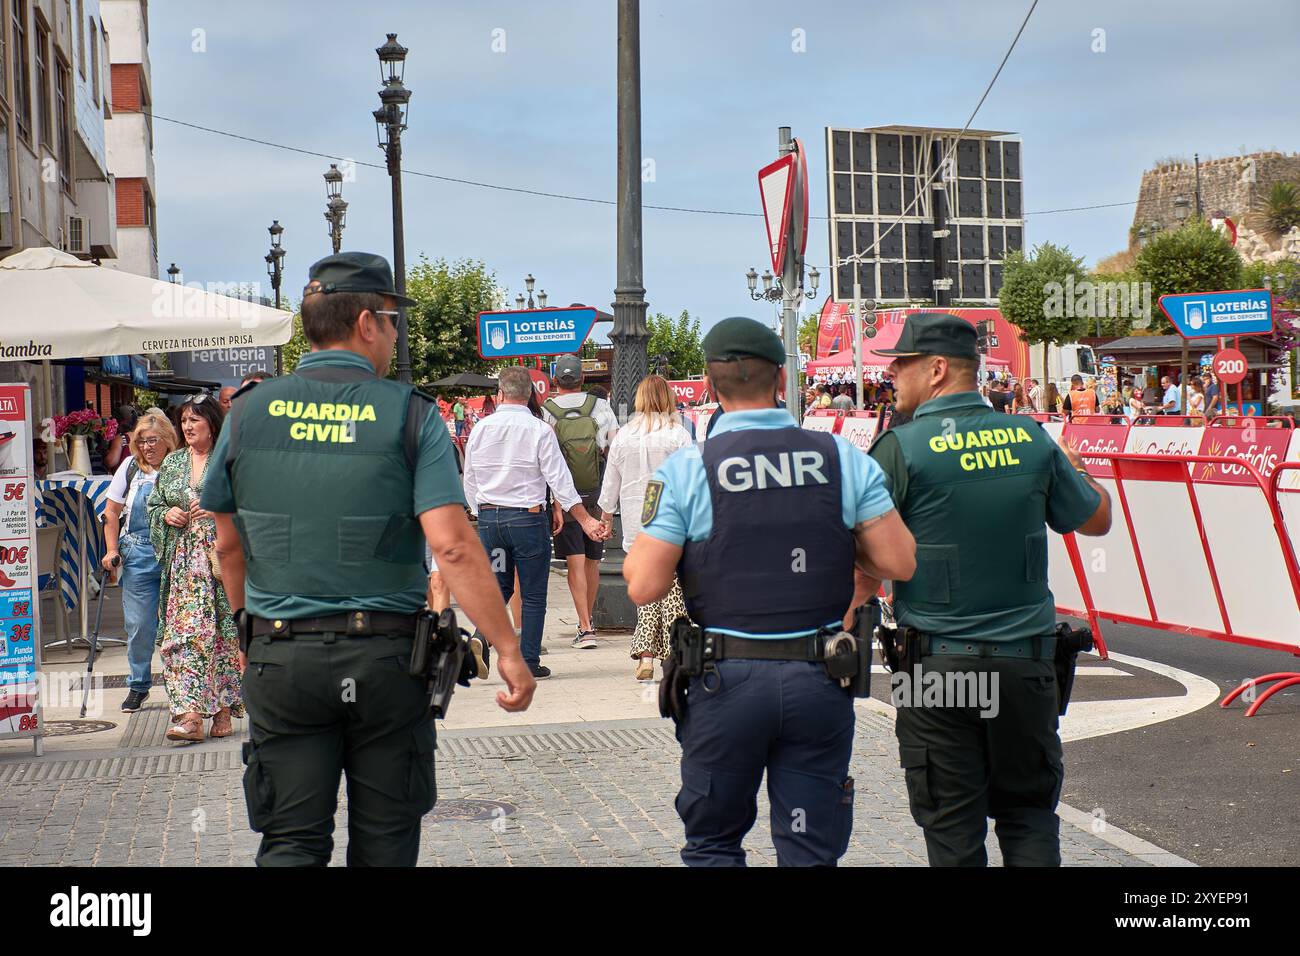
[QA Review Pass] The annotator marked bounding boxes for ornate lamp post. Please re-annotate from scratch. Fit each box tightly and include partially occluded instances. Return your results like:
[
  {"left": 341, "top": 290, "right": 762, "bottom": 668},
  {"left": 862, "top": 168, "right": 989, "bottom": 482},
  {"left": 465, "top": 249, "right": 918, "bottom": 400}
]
[
  {"left": 324, "top": 164, "right": 348, "bottom": 255},
  {"left": 609, "top": 0, "right": 649, "bottom": 425},
  {"left": 746, "top": 265, "right": 818, "bottom": 302},
  {"left": 513, "top": 275, "right": 547, "bottom": 309},
  {"left": 373, "top": 33, "right": 412, "bottom": 383},
  {"left": 595, "top": 0, "right": 650, "bottom": 630},
  {"left": 266, "top": 220, "right": 285, "bottom": 373}
]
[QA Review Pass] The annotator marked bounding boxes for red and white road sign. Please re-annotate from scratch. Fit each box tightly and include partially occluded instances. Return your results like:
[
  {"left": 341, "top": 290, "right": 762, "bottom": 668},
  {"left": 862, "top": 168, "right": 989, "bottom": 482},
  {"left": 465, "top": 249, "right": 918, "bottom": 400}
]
[
  {"left": 1213, "top": 348, "right": 1249, "bottom": 385},
  {"left": 792, "top": 138, "right": 809, "bottom": 262},
  {"left": 758, "top": 153, "right": 796, "bottom": 276},
  {"left": 527, "top": 367, "right": 551, "bottom": 401}
]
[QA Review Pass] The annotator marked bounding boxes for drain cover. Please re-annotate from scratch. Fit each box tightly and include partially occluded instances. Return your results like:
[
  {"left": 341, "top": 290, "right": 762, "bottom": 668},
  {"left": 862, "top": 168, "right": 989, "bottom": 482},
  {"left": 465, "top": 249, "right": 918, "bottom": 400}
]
[
  {"left": 42, "top": 719, "right": 117, "bottom": 737},
  {"left": 428, "top": 798, "right": 516, "bottom": 822}
]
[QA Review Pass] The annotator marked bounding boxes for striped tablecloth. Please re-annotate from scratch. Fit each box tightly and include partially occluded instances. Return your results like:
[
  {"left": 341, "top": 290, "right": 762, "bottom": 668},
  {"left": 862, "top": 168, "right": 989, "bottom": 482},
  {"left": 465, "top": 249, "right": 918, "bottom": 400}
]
[{"left": 35, "top": 475, "right": 114, "bottom": 610}]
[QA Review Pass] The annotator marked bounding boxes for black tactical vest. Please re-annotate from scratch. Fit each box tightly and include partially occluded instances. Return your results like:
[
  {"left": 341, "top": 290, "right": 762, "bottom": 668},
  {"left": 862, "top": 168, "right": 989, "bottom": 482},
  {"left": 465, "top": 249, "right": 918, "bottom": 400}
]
[{"left": 680, "top": 426, "right": 854, "bottom": 634}]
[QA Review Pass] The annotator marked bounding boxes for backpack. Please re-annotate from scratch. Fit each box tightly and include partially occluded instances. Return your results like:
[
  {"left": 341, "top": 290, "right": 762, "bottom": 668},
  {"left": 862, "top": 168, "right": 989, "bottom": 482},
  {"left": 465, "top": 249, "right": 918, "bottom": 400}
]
[{"left": 545, "top": 396, "right": 602, "bottom": 493}]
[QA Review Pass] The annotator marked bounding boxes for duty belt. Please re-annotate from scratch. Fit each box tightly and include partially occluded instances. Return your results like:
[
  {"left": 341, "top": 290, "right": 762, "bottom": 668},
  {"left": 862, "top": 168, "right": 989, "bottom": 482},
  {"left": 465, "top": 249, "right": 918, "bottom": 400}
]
[
  {"left": 250, "top": 610, "right": 421, "bottom": 639},
  {"left": 707, "top": 631, "right": 835, "bottom": 663},
  {"left": 920, "top": 633, "right": 1056, "bottom": 661}
]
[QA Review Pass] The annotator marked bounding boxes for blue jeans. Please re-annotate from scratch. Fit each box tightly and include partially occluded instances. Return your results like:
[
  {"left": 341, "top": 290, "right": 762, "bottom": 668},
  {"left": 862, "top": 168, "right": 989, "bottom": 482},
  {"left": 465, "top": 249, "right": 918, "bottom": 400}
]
[
  {"left": 119, "top": 531, "right": 161, "bottom": 693},
  {"left": 675, "top": 660, "right": 856, "bottom": 866},
  {"left": 475, "top": 509, "right": 550, "bottom": 667}
]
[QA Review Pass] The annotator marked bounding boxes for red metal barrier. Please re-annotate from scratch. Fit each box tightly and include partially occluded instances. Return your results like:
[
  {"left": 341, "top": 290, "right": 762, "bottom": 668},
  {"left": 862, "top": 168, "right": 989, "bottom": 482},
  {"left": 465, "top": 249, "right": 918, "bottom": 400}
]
[{"left": 1064, "top": 451, "right": 1300, "bottom": 716}]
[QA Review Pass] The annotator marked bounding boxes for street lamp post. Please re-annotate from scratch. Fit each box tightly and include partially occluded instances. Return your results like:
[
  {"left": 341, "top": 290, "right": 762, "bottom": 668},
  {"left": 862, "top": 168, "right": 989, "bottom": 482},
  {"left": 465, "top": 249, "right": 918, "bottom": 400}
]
[
  {"left": 747, "top": 265, "right": 818, "bottom": 304},
  {"left": 595, "top": 0, "right": 650, "bottom": 631},
  {"left": 514, "top": 276, "right": 547, "bottom": 310},
  {"left": 746, "top": 263, "right": 818, "bottom": 415},
  {"left": 324, "top": 164, "right": 348, "bottom": 255},
  {"left": 609, "top": 0, "right": 649, "bottom": 425},
  {"left": 374, "top": 33, "right": 412, "bottom": 383},
  {"left": 266, "top": 220, "right": 285, "bottom": 374}
]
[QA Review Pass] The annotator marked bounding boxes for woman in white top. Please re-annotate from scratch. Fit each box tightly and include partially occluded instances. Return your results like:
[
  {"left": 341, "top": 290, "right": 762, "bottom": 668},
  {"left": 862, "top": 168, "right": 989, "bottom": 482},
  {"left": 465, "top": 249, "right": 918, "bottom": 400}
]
[
  {"left": 597, "top": 375, "right": 693, "bottom": 681},
  {"left": 101, "top": 410, "right": 179, "bottom": 714}
]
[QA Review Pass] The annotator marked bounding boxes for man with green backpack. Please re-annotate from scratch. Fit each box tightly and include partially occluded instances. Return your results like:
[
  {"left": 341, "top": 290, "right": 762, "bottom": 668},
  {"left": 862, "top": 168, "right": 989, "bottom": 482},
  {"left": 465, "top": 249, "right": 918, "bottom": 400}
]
[{"left": 543, "top": 355, "right": 619, "bottom": 648}]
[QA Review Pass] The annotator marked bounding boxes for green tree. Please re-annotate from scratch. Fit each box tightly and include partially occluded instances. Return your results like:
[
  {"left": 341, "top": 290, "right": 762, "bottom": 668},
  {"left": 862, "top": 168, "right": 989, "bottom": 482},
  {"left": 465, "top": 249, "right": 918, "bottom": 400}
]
[
  {"left": 406, "top": 256, "right": 503, "bottom": 385},
  {"left": 998, "top": 243, "right": 1090, "bottom": 377},
  {"left": 647, "top": 309, "right": 704, "bottom": 377},
  {"left": 799, "top": 311, "right": 821, "bottom": 356},
  {"left": 1136, "top": 221, "right": 1243, "bottom": 333}
]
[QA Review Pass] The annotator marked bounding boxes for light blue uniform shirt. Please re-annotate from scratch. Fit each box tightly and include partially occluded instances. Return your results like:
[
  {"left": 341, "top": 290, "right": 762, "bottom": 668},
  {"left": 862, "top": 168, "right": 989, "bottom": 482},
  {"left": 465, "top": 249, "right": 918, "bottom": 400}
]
[{"left": 640, "top": 408, "right": 896, "bottom": 639}]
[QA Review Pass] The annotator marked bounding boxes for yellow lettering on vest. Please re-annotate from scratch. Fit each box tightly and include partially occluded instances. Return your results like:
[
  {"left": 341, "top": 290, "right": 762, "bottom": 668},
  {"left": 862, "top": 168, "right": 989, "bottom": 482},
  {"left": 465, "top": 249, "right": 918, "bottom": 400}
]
[
  {"left": 268, "top": 399, "right": 286, "bottom": 416},
  {"left": 978, "top": 429, "right": 994, "bottom": 448},
  {"left": 319, "top": 403, "right": 336, "bottom": 421},
  {"left": 929, "top": 436, "right": 947, "bottom": 453},
  {"left": 980, "top": 450, "right": 997, "bottom": 468},
  {"left": 1015, "top": 427, "right": 1033, "bottom": 443},
  {"left": 992, "top": 428, "right": 1009, "bottom": 444},
  {"left": 359, "top": 404, "right": 377, "bottom": 422},
  {"left": 289, "top": 421, "right": 307, "bottom": 440},
  {"left": 946, "top": 434, "right": 963, "bottom": 451},
  {"left": 302, "top": 403, "right": 319, "bottom": 420},
  {"left": 960, "top": 452, "right": 976, "bottom": 470},
  {"left": 1005, "top": 449, "right": 1021, "bottom": 465},
  {"left": 286, "top": 401, "right": 304, "bottom": 418}
]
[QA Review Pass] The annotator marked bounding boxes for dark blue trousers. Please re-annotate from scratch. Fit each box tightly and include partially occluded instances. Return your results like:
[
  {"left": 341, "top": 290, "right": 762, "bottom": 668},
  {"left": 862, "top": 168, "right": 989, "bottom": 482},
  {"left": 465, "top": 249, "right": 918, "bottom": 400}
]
[{"left": 675, "top": 659, "right": 856, "bottom": 866}]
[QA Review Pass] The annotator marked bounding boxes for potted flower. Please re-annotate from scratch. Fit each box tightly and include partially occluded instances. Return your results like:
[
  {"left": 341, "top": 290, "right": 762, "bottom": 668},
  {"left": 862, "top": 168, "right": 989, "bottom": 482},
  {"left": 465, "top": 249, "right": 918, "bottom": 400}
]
[{"left": 47, "top": 410, "right": 118, "bottom": 477}]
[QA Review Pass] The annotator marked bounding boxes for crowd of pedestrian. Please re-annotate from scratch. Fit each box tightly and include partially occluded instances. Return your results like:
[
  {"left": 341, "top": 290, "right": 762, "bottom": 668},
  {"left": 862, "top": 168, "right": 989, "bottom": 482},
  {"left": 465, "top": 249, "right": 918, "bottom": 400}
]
[{"left": 101, "top": 370, "right": 268, "bottom": 740}]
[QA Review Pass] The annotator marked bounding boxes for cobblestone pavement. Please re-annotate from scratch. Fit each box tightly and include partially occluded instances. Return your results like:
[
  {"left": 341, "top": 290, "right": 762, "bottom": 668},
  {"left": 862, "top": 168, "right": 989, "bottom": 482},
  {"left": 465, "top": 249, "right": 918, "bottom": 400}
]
[{"left": 0, "top": 708, "right": 1177, "bottom": 866}]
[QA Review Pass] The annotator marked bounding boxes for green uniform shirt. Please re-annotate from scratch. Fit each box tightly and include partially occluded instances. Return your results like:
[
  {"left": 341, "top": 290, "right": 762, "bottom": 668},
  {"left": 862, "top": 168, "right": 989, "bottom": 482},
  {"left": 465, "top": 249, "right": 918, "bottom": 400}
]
[
  {"left": 203, "top": 349, "right": 465, "bottom": 618},
  {"left": 869, "top": 391, "right": 1100, "bottom": 641}
]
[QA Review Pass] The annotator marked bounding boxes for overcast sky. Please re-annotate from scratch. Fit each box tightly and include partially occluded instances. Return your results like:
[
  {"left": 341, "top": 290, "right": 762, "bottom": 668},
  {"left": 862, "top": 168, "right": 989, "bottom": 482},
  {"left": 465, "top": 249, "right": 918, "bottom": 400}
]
[{"left": 151, "top": 0, "right": 1300, "bottom": 340}]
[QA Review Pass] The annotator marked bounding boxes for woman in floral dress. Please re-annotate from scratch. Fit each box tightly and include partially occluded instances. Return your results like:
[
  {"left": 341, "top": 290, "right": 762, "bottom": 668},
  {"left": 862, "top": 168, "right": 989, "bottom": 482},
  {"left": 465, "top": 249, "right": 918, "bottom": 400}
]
[{"left": 147, "top": 394, "right": 243, "bottom": 741}]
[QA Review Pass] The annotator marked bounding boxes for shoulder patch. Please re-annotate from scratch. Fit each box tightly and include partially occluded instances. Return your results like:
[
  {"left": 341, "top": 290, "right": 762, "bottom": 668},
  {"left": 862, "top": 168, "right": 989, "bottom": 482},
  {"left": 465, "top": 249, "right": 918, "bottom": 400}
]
[{"left": 641, "top": 479, "right": 665, "bottom": 526}]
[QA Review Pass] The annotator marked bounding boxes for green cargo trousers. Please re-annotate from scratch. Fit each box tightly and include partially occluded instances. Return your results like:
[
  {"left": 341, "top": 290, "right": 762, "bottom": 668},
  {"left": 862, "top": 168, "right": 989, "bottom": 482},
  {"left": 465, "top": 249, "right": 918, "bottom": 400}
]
[
  {"left": 241, "top": 631, "right": 436, "bottom": 867},
  {"left": 894, "top": 653, "right": 1064, "bottom": 867}
]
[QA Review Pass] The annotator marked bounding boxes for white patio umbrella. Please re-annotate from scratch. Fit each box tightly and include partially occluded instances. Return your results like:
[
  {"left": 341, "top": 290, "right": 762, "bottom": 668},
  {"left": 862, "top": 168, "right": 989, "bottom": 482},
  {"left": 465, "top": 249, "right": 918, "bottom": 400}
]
[{"left": 0, "top": 246, "right": 292, "bottom": 359}]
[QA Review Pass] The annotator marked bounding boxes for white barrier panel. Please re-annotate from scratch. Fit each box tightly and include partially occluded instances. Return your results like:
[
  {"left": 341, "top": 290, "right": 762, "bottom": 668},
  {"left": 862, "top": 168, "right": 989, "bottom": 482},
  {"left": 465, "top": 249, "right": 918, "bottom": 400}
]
[
  {"left": 1279, "top": 431, "right": 1300, "bottom": 491},
  {"left": 1195, "top": 481, "right": 1300, "bottom": 649},
  {"left": 803, "top": 415, "right": 837, "bottom": 433},
  {"left": 1108, "top": 464, "right": 1223, "bottom": 632},
  {"left": 1040, "top": 421, "right": 1064, "bottom": 444},
  {"left": 1066, "top": 477, "right": 1151, "bottom": 622},
  {"left": 1048, "top": 454, "right": 1300, "bottom": 655},
  {"left": 837, "top": 415, "right": 880, "bottom": 452},
  {"left": 1046, "top": 532, "right": 1085, "bottom": 613}
]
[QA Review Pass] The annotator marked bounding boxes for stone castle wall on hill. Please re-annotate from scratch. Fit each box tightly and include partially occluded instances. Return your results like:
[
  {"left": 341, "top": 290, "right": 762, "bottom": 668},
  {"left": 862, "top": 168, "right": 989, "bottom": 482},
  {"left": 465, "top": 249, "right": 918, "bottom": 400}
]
[{"left": 1131, "top": 152, "right": 1300, "bottom": 243}]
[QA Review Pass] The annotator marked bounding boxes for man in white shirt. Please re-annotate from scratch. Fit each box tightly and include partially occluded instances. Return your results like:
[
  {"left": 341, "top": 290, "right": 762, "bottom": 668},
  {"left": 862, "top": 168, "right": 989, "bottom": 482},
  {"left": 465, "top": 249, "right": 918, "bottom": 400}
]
[
  {"left": 464, "top": 366, "right": 607, "bottom": 679},
  {"left": 542, "top": 355, "right": 619, "bottom": 649},
  {"left": 1026, "top": 378, "right": 1042, "bottom": 412}
]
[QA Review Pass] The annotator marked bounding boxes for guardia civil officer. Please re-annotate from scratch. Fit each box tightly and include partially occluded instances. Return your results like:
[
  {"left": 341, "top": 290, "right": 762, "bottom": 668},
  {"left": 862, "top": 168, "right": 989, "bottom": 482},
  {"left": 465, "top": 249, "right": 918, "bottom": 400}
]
[
  {"left": 866, "top": 313, "right": 1112, "bottom": 866},
  {"left": 203, "top": 252, "right": 536, "bottom": 867},
  {"left": 624, "top": 317, "right": 916, "bottom": 866}
]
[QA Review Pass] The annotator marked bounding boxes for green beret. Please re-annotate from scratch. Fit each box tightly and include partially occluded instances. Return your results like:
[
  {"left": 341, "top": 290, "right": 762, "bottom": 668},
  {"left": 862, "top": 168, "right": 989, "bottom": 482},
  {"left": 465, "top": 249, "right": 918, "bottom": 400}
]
[{"left": 703, "top": 316, "right": 786, "bottom": 366}]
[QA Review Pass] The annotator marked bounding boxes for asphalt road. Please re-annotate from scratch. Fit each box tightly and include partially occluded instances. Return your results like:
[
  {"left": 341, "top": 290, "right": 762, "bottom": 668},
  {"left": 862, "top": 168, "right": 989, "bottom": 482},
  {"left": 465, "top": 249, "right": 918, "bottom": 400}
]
[{"left": 1061, "top": 617, "right": 1300, "bottom": 867}]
